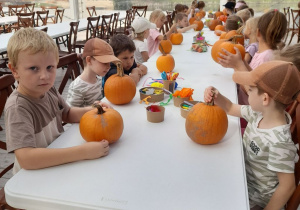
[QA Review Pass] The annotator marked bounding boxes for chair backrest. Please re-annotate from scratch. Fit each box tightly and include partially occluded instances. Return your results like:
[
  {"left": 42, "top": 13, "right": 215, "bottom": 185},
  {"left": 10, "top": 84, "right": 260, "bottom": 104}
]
[
  {"left": 67, "top": 21, "right": 79, "bottom": 54},
  {"left": 283, "top": 7, "right": 291, "bottom": 26},
  {"left": 111, "top": 12, "right": 120, "bottom": 36},
  {"left": 159, "top": 17, "right": 170, "bottom": 34},
  {"left": 0, "top": 6, "right": 4, "bottom": 17},
  {"left": 86, "top": 16, "right": 100, "bottom": 40},
  {"left": 166, "top": 13, "right": 173, "bottom": 28},
  {"left": 40, "top": 27, "right": 48, "bottom": 33},
  {"left": 8, "top": 5, "right": 25, "bottom": 16},
  {"left": 55, "top": 8, "right": 65, "bottom": 23},
  {"left": 36, "top": 10, "right": 49, "bottom": 26},
  {"left": 41, "top": 6, "right": 57, "bottom": 24},
  {"left": 290, "top": 9, "right": 300, "bottom": 31},
  {"left": 57, "top": 53, "right": 81, "bottom": 94},
  {"left": 17, "top": 12, "right": 35, "bottom": 29},
  {"left": 98, "top": 14, "right": 113, "bottom": 42},
  {"left": 86, "top": 6, "right": 97, "bottom": 17},
  {"left": 124, "top": 9, "right": 133, "bottom": 33},
  {"left": 132, "top": 5, "right": 147, "bottom": 18},
  {"left": 25, "top": 3, "right": 35, "bottom": 13}
]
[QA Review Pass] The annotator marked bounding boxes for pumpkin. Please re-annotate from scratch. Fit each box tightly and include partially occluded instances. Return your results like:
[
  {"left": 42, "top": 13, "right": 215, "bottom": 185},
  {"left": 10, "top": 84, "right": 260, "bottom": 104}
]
[
  {"left": 219, "top": 32, "right": 227, "bottom": 39},
  {"left": 218, "top": 15, "right": 227, "bottom": 22},
  {"left": 159, "top": 35, "right": 172, "bottom": 54},
  {"left": 198, "top": 10, "right": 206, "bottom": 18},
  {"left": 170, "top": 32, "right": 183, "bottom": 45},
  {"left": 215, "top": 37, "right": 246, "bottom": 62},
  {"left": 189, "top": 16, "right": 196, "bottom": 25},
  {"left": 214, "top": 25, "right": 225, "bottom": 36},
  {"left": 156, "top": 43, "right": 175, "bottom": 73},
  {"left": 225, "top": 30, "right": 244, "bottom": 45},
  {"left": 185, "top": 98, "right": 228, "bottom": 145},
  {"left": 222, "top": 8, "right": 228, "bottom": 16},
  {"left": 214, "top": 11, "right": 223, "bottom": 18},
  {"left": 207, "top": 19, "right": 222, "bottom": 31},
  {"left": 104, "top": 63, "right": 136, "bottom": 105},
  {"left": 80, "top": 104, "right": 124, "bottom": 144},
  {"left": 193, "top": 20, "right": 204, "bottom": 31},
  {"left": 211, "top": 39, "right": 226, "bottom": 62}
]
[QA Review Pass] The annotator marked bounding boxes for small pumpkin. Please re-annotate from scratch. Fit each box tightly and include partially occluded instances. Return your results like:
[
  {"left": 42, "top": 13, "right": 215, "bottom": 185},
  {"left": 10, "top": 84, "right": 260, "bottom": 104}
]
[
  {"left": 156, "top": 43, "right": 175, "bottom": 73},
  {"left": 214, "top": 11, "right": 223, "bottom": 18},
  {"left": 211, "top": 39, "right": 226, "bottom": 62},
  {"left": 185, "top": 97, "right": 228, "bottom": 145},
  {"left": 193, "top": 20, "right": 204, "bottom": 31},
  {"left": 189, "top": 16, "right": 196, "bottom": 25},
  {"left": 159, "top": 35, "right": 172, "bottom": 54},
  {"left": 170, "top": 32, "right": 183, "bottom": 45},
  {"left": 219, "top": 31, "right": 227, "bottom": 39},
  {"left": 218, "top": 15, "right": 227, "bottom": 23},
  {"left": 208, "top": 19, "right": 222, "bottom": 31},
  {"left": 104, "top": 63, "right": 136, "bottom": 105},
  {"left": 216, "top": 36, "right": 246, "bottom": 62},
  {"left": 80, "top": 104, "right": 124, "bottom": 144}
]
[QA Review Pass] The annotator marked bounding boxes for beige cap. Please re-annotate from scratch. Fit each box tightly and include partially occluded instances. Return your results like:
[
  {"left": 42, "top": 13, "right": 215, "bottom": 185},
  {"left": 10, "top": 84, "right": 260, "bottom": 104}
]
[
  {"left": 131, "top": 17, "right": 156, "bottom": 33},
  {"left": 83, "top": 38, "right": 120, "bottom": 63},
  {"left": 232, "top": 61, "right": 300, "bottom": 105}
]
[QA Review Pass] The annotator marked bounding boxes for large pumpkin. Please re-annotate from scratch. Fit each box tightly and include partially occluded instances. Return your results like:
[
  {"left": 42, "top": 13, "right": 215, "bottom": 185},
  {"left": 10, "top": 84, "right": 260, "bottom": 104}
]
[
  {"left": 214, "top": 11, "right": 223, "bottom": 18},
  {"left": 156, "top": 44, "right": 175, "bottom": 73},
  {"left": 104, "top": 63, "right": 136, "bottom": 105},
  {"left": 211, "top": 39, "right": 226, "bottom": 62},
  {"left": 214, "top": 38, "right": 245, "bottom": 63},
  {"left": 159, "top": 35, "right": 172, "bottom": 54},
  {"left": 193, "top": 20, "right": 204, "bottom": 31},
  {"left": 170, "top": 32, "right": 183, "bottom": 45},
  {"left": 185, "top": 100, "right": 228, "bottom": 145},
  {"left": 80, "top": 104, "right": 124, "bottom": 144}
]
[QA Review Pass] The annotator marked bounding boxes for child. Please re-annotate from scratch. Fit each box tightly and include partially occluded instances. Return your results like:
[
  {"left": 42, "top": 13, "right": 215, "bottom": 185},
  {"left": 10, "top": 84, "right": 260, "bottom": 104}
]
[
  {"left": 236, "top": 8, "right": 251, "bottom": 23},
  {"left": 175, "top": 13, "right": 197, "bottom": 33},
  {"left": 103, "top": 34, "right": 147, "bottom": 86},
  {"left": 188, "top": 1, "right": 205, "bottom": 20},
  {"left": 131, "top": 17, "right": 156, "bottom": 64},
  {"left": 66, "top": 38, "right": 119, "bottom": 107},
  {"left": 174, "top": 4, "right": 185, "bottom": 13},
  {"left": 223, "top": 1, "right": 236, "bottom": 16},
  {"left": 243, "top": 17, "right": 259, "bottom": 64},
  {"left": 204, "top": 61, "right": 299, "bottom": 210},
  {"left": 225, "top": 15, "right": 243, "bottom": 31},
  {"left": 148, "top": 9, "right": 177, "bottom": 57},
  {"left": 5, "top": 28, "right": 110, "bottom": 174},
  {"left": 234, "top": 0, "right": 247, "bottom": 12},
  {"left": 273, "top": 43, "right": 300, "bottom": 71}
]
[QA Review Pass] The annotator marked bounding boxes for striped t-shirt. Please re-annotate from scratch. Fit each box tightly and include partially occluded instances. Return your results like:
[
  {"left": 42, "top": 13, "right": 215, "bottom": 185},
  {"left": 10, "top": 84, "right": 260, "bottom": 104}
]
[{"left": 241, "top": 105, "right": 298, "bottom": 208}]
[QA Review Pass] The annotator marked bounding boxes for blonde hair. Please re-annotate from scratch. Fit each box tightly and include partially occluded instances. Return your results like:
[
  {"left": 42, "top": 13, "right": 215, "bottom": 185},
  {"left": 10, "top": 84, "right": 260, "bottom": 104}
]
[
  {"left": 236, "top": 8, "right": 251, "bottom": 23},
  {"left": 7, "top": 28, "right": 59, "bottom": 68},
  {"left": 273, "top": 43, "right": 300, "bottom": 71},
  {"left": 245, "top": 17, "right": 259, "bottom": 39},
  {"left": 149, "top": 9, "right": 165, "bottom": 23}
]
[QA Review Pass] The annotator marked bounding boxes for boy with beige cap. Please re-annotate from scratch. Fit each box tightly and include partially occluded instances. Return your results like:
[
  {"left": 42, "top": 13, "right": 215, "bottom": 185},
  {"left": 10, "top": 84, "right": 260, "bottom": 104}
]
[
  {"left": 6, "top": 29, "right": 110, "bottom": 174},
  {"left": 67, "top": 38, "right": 120, "bottom": 107},
  {"left": 204, "top": 61, "right": 299, "bottom": 210}
]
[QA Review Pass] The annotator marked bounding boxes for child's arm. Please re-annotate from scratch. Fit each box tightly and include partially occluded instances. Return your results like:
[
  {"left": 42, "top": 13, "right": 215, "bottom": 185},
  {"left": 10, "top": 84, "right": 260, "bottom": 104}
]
[
  {"left": 14, "top": 140, "right": 109, "bottom": 170},
  {"left": 244, "top": 52, "right": 252, "bottom": 64},
  {"left": 177, "top": 24, "right": 197, "bottom": 33},
  {"left": 130, "top": 64, "right": 147, "bottom": 85},
  {"left": 264, "top": 172, "right": 296, "bottom": 210},
  {"left": 141, "top": 51, "right": 150, "bottom": 62},
  {"left": 157, "top": 24, "right": 178, "bottom": 41},
  {"left": 204, "top": 86, "right": 242, "bottom": 117},
  {"left": 136, "top": 63, "right": 148, "bottom": 75}
]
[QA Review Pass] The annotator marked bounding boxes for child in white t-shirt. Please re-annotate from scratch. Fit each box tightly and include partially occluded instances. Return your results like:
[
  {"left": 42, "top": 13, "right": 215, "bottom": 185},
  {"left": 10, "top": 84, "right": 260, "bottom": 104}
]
[{"left": 131, "top": 17, "right": 156, "bottom": 64}]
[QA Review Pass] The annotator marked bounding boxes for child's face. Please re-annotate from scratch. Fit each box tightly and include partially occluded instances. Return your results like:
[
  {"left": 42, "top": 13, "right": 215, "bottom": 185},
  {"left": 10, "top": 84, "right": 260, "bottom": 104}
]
[
  {"left": 155, "top": 16, "right": 166, "bottom": 29},
  {"left": 89, "top": 57, "right": 111, "bottom": 77},
  {"left": 117, "top": 50, "right": 134, "bottom": 71},
  {"left": 243, "top": 24, "right": 250, "bottom": 39},
  {"left": 246, "top": 86, "right": 263, "bottom": 112},
  {"left": 9, "top": 50, "right": 57, "bottom": 99},
  {"left": 178, "top": 16, "right": 189, "bottom": 27}
]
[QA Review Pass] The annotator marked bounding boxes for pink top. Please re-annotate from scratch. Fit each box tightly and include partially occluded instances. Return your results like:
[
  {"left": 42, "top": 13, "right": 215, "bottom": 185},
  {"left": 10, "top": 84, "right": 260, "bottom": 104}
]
[
  {"left": 147, "top": 28, "right": 161, "bottom": 57},
  {"left": 249, "top": 49, "right": 273, "bottom": 70}
]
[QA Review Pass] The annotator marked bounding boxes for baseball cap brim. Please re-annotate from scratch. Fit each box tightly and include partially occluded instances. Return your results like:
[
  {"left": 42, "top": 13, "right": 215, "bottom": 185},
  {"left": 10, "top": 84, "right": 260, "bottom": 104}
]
[
  {"left": 94, "top": 55, "right": 120, "bottom": 63},
  {"left": 232, "top": 71, "right": 256, "bottom": 87}
]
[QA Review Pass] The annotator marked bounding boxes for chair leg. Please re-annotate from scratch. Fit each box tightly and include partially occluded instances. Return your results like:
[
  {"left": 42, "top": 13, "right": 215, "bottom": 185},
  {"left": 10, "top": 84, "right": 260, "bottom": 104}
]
[{"left": 288, "top": 32, "right": 296, "bottom": 45}]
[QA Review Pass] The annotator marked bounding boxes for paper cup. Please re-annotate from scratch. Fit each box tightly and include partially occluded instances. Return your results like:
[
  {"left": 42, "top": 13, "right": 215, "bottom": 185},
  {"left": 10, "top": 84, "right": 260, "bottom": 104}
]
[
  {"left": 140, "top": 87, "right": 164, "bottom": 102},
  {"left": 146, "top": 105, "right": 165, "bottom": 123},
  {"left": 173, "top": 96, "right": 190, "bottom": 107},
  {"left": 180, "top": 101, "right": 199, "bottom": 118},
  {"left": 163, "top": 80, "right": 176, "bottom": 93}
]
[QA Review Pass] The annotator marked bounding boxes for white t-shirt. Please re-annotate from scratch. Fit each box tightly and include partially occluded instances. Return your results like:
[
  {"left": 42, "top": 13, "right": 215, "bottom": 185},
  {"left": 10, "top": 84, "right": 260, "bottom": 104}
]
[
  {"left": 133, "top": 39, "right": 148, "bottom": 64},
  {"left": 66, "top": 76, "right": 103, "bottom": 107}
]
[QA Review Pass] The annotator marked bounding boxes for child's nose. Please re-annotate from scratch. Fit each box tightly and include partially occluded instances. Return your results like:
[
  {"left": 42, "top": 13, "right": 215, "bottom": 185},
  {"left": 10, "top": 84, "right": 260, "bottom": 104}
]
[{"left": 40, "top": 69, "right": 50, "bottom": 79}]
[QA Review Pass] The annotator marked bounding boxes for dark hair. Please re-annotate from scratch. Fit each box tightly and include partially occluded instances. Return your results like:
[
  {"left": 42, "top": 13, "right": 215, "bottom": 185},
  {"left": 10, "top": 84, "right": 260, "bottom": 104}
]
[
  {"left": 195, "top": 1, "right": 205, "bottom": 9},
  {"left": 175, "top": 4, "right": 185, "bottom": 13},
  {"left": 183, "top": 5, "right": 189, "bottom": 10},
  {"left": 225, "top": 15, "right": 243, "bottom": 31},
  {"left": 257, "top": 9, "right": 287, "bottom": 50},
  {"left": 175, "top": 12, "right": 188, "bottom": 22},
  {"left": 109, "top": 34, "right": 136, "bottom": 57},
  {"left": 248, "top": 8, "right": 254, "bottom": 16}
]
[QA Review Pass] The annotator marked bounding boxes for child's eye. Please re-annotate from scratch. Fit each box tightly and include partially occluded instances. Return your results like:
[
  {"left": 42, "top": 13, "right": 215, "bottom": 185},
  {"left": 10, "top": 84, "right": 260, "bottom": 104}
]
[
  {"left": 47, "top": 65, "right": 54, "bottom": 70},
  {"left": 29, "top": 66, "right": 38, "bottom": 71}
]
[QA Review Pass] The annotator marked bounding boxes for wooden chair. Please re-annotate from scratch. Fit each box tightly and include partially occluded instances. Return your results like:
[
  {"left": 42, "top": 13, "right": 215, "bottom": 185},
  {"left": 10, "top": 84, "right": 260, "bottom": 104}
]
[
  {"left": 57, "top": 53, "right": 81, "bottom": 94},
  {"left": 86, "top": 6, "right": 97, "bottom": 17},
  {"left": 36, "top": 10, "right": 49, "bottom": 27},
  {"left": 25, "top": 3, "right": 35, "bottom": 13},
  {"left": 285, "top": 94, "right": 300, "bottom": 210},
  {"left": 115, "top": 9, "right": 133, "bottom": 35},
  {"left": 132, "top": 5, "right": 147, "bottom": 19},
  {"left": 159, "top": 16, "right": 170, "bottom": 34},
  {"left": 75, "top": 16, "right": 100, "bottom": 53},
  {"left": 55, "top": 8, "right": 65, "bottom": 23},
  {"left": 16, "top": 12, "right": 35, "bottom": 29},
  {"left": 8, "top": 5, "right": 25, "bottom": 16},
  {"left": 40, "top": 27, "right": 48, "bottom": 33},
  {"left": 0, "top": 74, "right": 17, "bottom": 210},
  {"left": 0, "top": 5, "right": 4, "bottom": 17},
  {"left": 41, "top": 6, "right": 57, "bottom": 24},
  {"left": 283, "top": 7, "right": 291, "bottom": 43},
  {"left": 98, "top": 14, "right": 113, "bottom": 43},
  {"left": 58, "top": 21, "right": 79, "bottom": 56},
  {"left": 287, "top": 9, "right": 300, "bottom": 45},
  {"left": 111, "top": 12, "right": 120, "bottom": 36}
]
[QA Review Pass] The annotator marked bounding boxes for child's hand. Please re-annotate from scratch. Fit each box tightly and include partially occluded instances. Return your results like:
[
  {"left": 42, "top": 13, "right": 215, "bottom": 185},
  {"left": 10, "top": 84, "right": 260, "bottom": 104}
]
[
  {"left": 191, "top": 24, "right": 197, "bottom": 29},
  {"left": 170, "top": 23, "right": 178, "bottom": 33},
  {"left": 204, "top": 86, "right": 219, "bottom": 103},
  {"left": 93, "top": 101, "right": 113, "bottom": 109},
  {"left": 82, "top": 140, "right": 109, "bottom": 159},
  {"left": 131, "top": 68, "right": 143, "bottom": 78},
  {"left": 218, "top": 47, "right": 244, "bottom": 70}
]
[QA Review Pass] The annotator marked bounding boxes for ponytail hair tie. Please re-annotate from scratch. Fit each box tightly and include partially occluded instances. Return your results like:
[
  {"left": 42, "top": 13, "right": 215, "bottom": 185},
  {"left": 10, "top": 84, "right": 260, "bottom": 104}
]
[
  {"left": 274, "top": 9, "right": 278, "bottom": 12},
  {"left": 237, "top": 21, "right": 240, "bottom": 25}
]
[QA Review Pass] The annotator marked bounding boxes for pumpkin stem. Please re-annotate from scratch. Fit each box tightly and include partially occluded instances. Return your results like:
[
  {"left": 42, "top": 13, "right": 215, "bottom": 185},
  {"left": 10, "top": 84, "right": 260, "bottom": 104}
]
[
  {"left": 206, "top": 90, "right": 215, "bottom": 106},
  {"left": 116, "top": 62, "right": 125, "bottom": 77},
  {"left": 92, "top": 103, "right": 106, "bottom": 114},
  {"left": 159, "top": 43, "right": 166, "bottom": 56}
]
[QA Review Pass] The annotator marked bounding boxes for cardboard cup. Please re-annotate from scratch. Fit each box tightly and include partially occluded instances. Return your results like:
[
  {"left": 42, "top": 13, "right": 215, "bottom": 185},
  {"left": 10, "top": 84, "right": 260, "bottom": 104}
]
[
  {"left": 139, "top": 87, "right": 164, "bottom": 102},
  {"left": 146, "top": 105, "right": 165, "bottom": 123},
  {"left": 163, "top": 80, "right": 176, "bottom": 93},
  {"left": 180, "top": 101, "right": 199, "bottom": 118},
  {"left": 173, "top": 96, "right": 190, "bottom": 107}
]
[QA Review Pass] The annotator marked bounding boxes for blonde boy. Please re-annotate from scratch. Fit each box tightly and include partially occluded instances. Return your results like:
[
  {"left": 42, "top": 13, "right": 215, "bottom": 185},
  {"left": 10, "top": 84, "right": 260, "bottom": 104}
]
[
  {"left": 175, "top": 13, "right": 197, "bottom": 33},
  {"left": 66, "top": 38, "right": 119, "bottom": 107},
  {"left": 204, "top": 61, "right": 299, "bottom": 209},
  {"left": 6, "top": 28, "right": 109, "bottom": 174}
]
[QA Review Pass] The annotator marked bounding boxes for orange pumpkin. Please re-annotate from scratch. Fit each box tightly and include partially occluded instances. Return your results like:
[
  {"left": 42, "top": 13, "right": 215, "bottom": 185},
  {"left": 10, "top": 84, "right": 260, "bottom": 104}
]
[
  {"left": 222, "top": 8, "right": 228, "bottom": 16},
  {"left": 219, "top": 32, "right": 227, "bottom": 39},
  {"left": 159, "top": 35, "right": 172, "bottom": 54},
  {"left": 170, "top": 32, "right": 183, "bottom": 45},
  {"left": 214, "top": 25, "right": 225, "bottom": 36},
  {"left": 214, "top": 11, "right": 223, "bottom": 18},
  {"left": 80, "top": 104, "right": 124, "bottom": 144},
  {"left": 104, "top": 63, "right": 136, "bottom": 105},
  {"left": 185, "top": 100, "right": 228, "bottom": 145},
  {"left": 218, "top": 15, "right": 227, "bottom": 22},
  {"left": 198, "top": 10, "right": 206, "bottom": 18},
  {"left": 207, "top": 19, "right": 222, "bottom": 31},
  {"left": 193, "top": 20, "right": 204, "bottom": 31},
  {"left": 217, "top": 39, "right": 246, "bottom": 61},
  {"left": 156, "top": 44, "right": 175, "bottom": 73},
  {"left": 225, "top": 30, "right": 244, "bottom": 45},
  {"left": 189, "top": 16, "right": 196, "bottom": 25},
  {"left": 211, "top": 39, "right": 226, "bottom": 62}
]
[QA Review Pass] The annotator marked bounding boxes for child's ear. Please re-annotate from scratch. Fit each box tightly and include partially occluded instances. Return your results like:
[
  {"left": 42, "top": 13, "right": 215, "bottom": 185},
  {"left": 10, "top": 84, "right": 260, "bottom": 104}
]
[
  {"left": 262, "top": 93, "right": 271, "bottom": 106},
  {"left": 85, "top": 56, "right": 92, "bottom": 65},
  {"left": 8, "top": 63, "right": 19, "bottom": 80}
]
